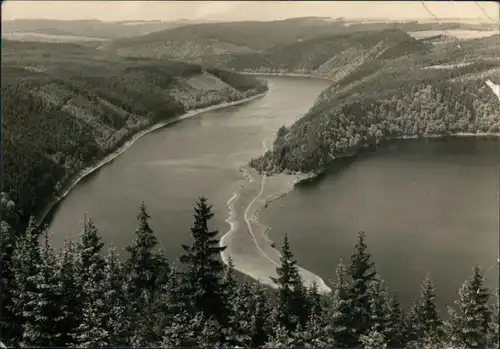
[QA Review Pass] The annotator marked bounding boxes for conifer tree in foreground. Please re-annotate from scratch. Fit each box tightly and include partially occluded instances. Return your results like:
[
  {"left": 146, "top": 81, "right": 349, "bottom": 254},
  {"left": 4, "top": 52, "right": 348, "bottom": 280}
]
[
  {"left": 4, "top": 199, "right": 500, "bottom": 348},
  {"left": 159, "top": 263, "right": 201, "bottom": 347},
  {"left": 0, "top": 221, "right": 18, "bottom": 342},
  {"left": 402, "top": 301, "right": 421, "bottom": 348},
  {"left": 386, "top": 294, "right": 405, "bottom": 348},
  {"left": 9, "top": 218, "right": 43, "bottom": 347},
  {"left": 263, "top": 324, "right": 298, "bottom": 348},
  {"left": 250, "top": 283, "right": 272, "bottom": 347},
  {"left": 488, "top": 288, "right": 499, "bottom": 349},
  {"left": 298, "top": 304, "right": 335, "bottom": 348},
  {"left": 126, "top": 202, "right": 169, "bottom": 308},
  {"left": 102, "top": 246, "right": 131, "bottom": 346},
  {"left": 328, "top": 260, "right": 352, "bottom": 347},
  {"left": 222, "top": 256, "right": 239, "bottom": 306},
  {"left": 78, "top": 217, "right": 105, "bottom": 283},
  {"left": 271, "top": 234, "right": 309, "bottom": 332},
  {"left": 74, "top": 261, "right": 108, "bottom": 348},
  {"left": 157, "top": 263, "right": 184, "bottom": 322},
  {"left": 446, "top": 266, "right": 491, "bottom": 349},
  {"left": 27, "top": 229, "right": 62, "bottom": 347},
  {"left": 180, "top": 197, "right": 228, "bottom": 324},
  {"left": 308, "top": 281, "right": 323, "bottom": 318},
  {"left": 360, "top": 329, "right": 388, "bottom": 349},
  {"left": 125, "top": 202, "right": 168, "bottom": 345},
  {"left": 55, "top": 239, "right": 81, "bottom": 346},
  {"left": 415, "top": 275, "right": 443, "bottom": 347},
  {"left": 223, "top": 257, "right": 253, "bottom": 346},
  {"left": 347, "top": 231, "right": 377, "bottom": 346},
  {"left": 71, "top": 218, "right": 106, "bottom": 345},
  {"left": 365, "top": 274, "right": 392, "bottom": 346}
]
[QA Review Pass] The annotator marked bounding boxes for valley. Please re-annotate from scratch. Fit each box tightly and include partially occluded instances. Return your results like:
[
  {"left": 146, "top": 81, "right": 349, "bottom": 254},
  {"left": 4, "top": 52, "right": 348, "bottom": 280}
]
[
  {"left": 1, "top": 10, "right": 499, "bottom": 348},
  {"left": 1, "top": 39, "right": 267, "bottom": 225}
]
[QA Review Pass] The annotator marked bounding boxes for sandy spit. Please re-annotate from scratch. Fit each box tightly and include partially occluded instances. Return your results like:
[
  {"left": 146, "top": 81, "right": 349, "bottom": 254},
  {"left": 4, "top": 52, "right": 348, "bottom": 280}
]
[
  {"left": 219, "top": 131, "right": 500, "bottom": 294},
  {"left": 220, "top": 137, "right": 332, "bottom": 294}
]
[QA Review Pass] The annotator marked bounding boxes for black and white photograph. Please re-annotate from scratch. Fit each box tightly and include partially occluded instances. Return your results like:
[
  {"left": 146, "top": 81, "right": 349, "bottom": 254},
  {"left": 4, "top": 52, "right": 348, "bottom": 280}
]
[{"left": 1, "top": 1, "right": 499, "bottom": 347}]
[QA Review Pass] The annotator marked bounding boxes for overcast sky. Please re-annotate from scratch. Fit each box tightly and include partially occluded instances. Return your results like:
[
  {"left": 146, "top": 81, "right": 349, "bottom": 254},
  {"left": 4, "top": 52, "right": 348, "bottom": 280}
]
[{"left": 2, "top": 1, "right": 499, "bottom": 22}]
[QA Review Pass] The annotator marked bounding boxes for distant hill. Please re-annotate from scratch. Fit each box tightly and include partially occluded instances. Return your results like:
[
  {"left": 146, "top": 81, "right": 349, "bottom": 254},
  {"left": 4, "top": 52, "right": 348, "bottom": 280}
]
[
  {"left": 216, "top": 29, "right": 430, "bottom": 80},
  {"left": 1, "top": 19, "right": 200, "bottom": 40},
  {"left": 1, "top": 40, "right": 267, "bottom": 223},
  {"left": 101, "top": 17, "right": 496, "bottom": 59},
  {"left": 101, "top": 17, "right": 351, "bottom": 58}
]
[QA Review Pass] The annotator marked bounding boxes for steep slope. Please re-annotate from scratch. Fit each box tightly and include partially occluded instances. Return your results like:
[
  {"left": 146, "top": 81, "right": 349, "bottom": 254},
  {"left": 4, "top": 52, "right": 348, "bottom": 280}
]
[
  {"left": 1, "top": 40, "right": 267, "bottom": 223},
  {"left": 222, "top": 29, "right": 431, "bottom": 81},
  {"left": 249, "top": 34, "right": 500, "bottom": 174}
]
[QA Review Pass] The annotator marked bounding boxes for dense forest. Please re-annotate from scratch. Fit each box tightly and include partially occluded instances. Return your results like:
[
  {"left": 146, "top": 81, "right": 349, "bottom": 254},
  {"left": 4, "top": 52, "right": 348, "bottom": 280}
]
[
  {"left": 216, "top": 30, "right": 430, "bottom": 80},
  {"left": 249, "top": 33, "right": 500, "bottom": 174},
  {"left": 250, "top": 77, "right": 500, "bottom": 174},
  {"left": 0, "top": 198, "right": 498, "bottom": 348},
  {"left": 1, "top": 40, "right": 267, "bottom": 225}
]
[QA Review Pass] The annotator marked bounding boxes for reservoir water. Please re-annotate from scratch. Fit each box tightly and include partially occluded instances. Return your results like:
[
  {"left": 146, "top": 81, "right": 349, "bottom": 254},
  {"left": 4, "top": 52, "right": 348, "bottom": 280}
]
[
  {"left": 48, "top": 76, "right": 331, "bottom": 262},
  {"left": 48, "top": 76, "right": 499, "bottom": 310},
  {"left": 261, "top": 137, "right": 499, "bottom": 309}
]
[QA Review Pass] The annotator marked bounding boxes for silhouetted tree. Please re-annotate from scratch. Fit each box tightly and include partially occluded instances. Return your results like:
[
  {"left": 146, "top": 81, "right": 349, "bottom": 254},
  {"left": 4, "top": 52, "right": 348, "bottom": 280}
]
[
  {"left": 446, "top": 266, "right": 491, "bottom": 349},
  {"left": 346, "top": 232, "right": 377, "bottom": 345},
  {"left": 180, "top": 197, "right": 228, "bottom": 324}
]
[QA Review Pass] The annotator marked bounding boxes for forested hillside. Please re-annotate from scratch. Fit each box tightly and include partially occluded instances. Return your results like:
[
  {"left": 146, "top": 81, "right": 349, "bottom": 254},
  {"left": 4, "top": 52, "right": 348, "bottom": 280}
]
[
  {"left": 1, "top": 40, "right": 267, "bottom": 225},
  {"left": 250, "top": 33, "right": 500, "bottom": 174},
  {"left": 1, "top": 198, "right": 498, "bottom": 348},
  {"left": 220, "top": 29, "right": 430, "bottom": 81},
  {"left": 101, "top": 17, "right": 349, "bottom": 58},
  {"left": 101, "top": 18, "right": 497, "bottom": 68}
]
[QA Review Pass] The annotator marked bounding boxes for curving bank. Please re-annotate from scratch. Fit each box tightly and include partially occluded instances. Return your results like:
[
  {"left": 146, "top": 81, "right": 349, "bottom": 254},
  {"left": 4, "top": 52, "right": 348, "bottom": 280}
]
[
  {"left": 35, "top": 91, "right": 268, "bottom": 228},
  {"left": 249, "top": 77, "right": 500, "bottom": 176},
  {"left": 1, "top": 39, "right": 269, "bottom": 227}
]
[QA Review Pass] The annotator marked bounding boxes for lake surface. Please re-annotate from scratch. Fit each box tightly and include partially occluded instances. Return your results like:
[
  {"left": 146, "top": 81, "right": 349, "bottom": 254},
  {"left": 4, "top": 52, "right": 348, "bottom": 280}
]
[
  {"left": 48, "top": 76, "right": 331, "bottom": 261},
  {"left": 48, "top": 76, "right": 499, "bottom": 310},
  {"left": 261, "top": 137, "right": 499, "bottom": 310}
]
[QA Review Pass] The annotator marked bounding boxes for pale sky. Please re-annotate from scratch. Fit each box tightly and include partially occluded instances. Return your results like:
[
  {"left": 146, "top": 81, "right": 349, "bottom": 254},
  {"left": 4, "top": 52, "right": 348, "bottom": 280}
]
[{"left": 2, "top": 1, "right": 499, "bottom": 22}]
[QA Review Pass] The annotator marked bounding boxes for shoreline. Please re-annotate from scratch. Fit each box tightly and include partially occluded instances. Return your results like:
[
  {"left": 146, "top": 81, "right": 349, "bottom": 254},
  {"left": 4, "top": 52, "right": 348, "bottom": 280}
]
[
  {"left": 225, "top": 131, "right": 500, "bottom": 291},
  {"left": 218, "top": 77, "right": 499, "bottom": 293},
  {"left": 257, "top": 131, "right": 500, "bottom": 178},
  {"left": 220, "top": 137, "right": 332, "bottom": 294},
  {"left": 236, "top": 71, "right": 335, "bottom": 82},
  {"left": 387, "top": 132, "right": 500, "bottom": 140},
  {"left": 35, "top": 91, "right": 267, "bottom": 228}
]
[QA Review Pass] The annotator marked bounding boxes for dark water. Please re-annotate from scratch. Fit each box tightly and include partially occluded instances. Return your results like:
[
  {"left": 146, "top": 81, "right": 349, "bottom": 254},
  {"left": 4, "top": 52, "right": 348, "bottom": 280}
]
[
  {"left": 48, "top": 76, "right": 499, "bottom": 310},
  {"left": 48, "top": 76, "right": 331, "bottom": 261},
  {"left": 261, "top": 137, "right": 500, "bottom": 310}
]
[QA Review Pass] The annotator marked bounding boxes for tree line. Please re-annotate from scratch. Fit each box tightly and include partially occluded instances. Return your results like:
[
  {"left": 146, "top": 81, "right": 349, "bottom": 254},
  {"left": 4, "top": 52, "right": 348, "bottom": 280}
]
[
  {"left": 250, "top": 78, "right": 500, "bottom": 174},
  {"left": 1, "top": 197, "right": 498, "bottom": 348}
]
